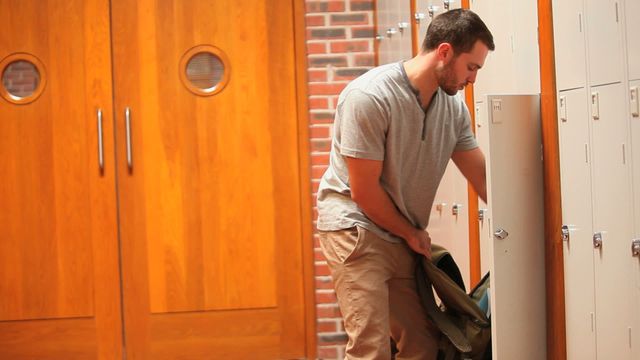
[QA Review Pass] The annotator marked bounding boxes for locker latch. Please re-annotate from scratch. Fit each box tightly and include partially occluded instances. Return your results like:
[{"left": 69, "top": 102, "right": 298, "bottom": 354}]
[
  {"left": 428, "top": 5, "right": 440, "bottom": 18},
  {"left": 397, "top": 22, "right": 409, "bottom": 33},
  {"left": 452, "top": 203, "right": 463, "bottom": 216},
  {"left": 386, "top": 28, "right": 398, "bottom": 37},
  {"left": 630, "top": 87, "right": 639, "bottom": 117},
  {"left": 494, "top": 228, "right": 509, "bottom": 240},
  {"left": 414, "top": 12, "right": 426, "bottom": 23},
  {"left": 478, "top": 208, "right": 487, "bottom": 221},
  {"left": 443, "top": 0, "right": 455, "bottom": 11},
  {"left": 561, "top": 225, "right": 570, "bottom": 242},
  {"left": 593, "top": 232, "right": 603, "bottom": 249},
  {"left": 632, "top": 239, "right": 640, "bottom": 257}
]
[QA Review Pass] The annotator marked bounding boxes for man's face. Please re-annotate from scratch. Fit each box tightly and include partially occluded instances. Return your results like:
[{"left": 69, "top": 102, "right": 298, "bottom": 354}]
[{"left": 436, "top": 40, "right": 490, "bottom": 95}]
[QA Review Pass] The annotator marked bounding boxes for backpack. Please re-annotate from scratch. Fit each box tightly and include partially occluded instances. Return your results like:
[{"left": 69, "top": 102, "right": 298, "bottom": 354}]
[{"left": 415, "top": 244, "right": 492, "bottom": 360}]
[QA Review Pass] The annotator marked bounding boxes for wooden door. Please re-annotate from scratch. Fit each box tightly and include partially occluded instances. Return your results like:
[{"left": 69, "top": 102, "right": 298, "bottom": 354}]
[
  {"left": 110, "top": 0, "right": 311, "bottom": 358},
  {"left": 0, "top": 0, "right": 123, "bottom": 358}
]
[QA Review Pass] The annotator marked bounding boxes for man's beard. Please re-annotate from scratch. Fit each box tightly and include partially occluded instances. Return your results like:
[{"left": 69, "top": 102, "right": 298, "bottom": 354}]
[{"left": 437, "top": 61, "right": 463, "bottom": 96}]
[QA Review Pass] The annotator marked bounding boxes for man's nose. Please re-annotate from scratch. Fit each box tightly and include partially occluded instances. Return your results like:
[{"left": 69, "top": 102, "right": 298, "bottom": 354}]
[{"left": 468, "top": 71, "right": 478, "bottom": 84}]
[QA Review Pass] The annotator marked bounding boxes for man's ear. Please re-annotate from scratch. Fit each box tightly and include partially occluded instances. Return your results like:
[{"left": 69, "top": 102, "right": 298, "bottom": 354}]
[{"left": 436, "top": 43, "right": 455, "bottom": 63}]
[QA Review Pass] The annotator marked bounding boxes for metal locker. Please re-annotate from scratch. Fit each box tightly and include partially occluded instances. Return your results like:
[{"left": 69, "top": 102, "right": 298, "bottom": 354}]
[
  {"left": 552, "top": 0, "right": 587, "bottom": 91},
  {"left": 376, "top": 0, "right": 411, "bottom": 64},
  {"left": 376, "top": 0, "right": 393, "bottom": 65},
  {"left": 590, "top": 83, "right": 634, "bottom": 359},
  {"left": 450, "top": 162, "right": 471, "bottom": 289},
  {"left": 428, "top": 160, "right": 471, "bottom": 290},
  {"left": 392, "top": 0, "right": 412, "bottom": 61},
  {"left": 625, "top": 0, "right": 640, "bottom": 81},
  {"left": 629, "top": 79, "right": 640, "bottom": 360},
  {"left": 476, "top": 95, "right": 546, "bottom": 360},
  {"left": 414, "top": 0, "right": 454, "bottom": 55},
  {"left": 557, "top": 88, "right": 597, "bottom": 360},
  {"left": 585, "top": 0, "right": 624, "bottom": 86}
]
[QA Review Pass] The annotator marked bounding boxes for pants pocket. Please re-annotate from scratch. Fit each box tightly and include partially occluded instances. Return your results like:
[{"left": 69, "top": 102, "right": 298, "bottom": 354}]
[{"left": 319, "top": 226, "right": 363, "bottom": 265}]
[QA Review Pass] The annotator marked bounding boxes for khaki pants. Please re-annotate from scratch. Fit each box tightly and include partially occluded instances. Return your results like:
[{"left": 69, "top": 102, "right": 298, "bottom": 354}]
[{"left": 319, "top": 226, "right": 440, "bottom": 360}]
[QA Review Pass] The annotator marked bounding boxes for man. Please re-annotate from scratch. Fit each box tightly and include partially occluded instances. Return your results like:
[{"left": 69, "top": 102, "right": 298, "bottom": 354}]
[{"left": 316, "top": 9, "right": 494, "bottom": 360}]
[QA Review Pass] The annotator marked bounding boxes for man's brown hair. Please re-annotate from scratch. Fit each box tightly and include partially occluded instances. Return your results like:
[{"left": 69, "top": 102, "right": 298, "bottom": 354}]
[{"left": 422, "top": 9, "right": 495, "bottom": 54}]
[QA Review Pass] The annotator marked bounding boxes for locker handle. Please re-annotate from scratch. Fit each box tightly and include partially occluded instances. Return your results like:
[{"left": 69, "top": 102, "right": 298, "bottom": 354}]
[
  {"left": 561, "top": 225, "right": 570, "bottom": 242},
  {"left": 494, "top": 228, "right": 509, "bottom": 240},
  {"left": 452, "top": 203, "right": 463, "bottom": 216},
  {"left": 479, "top": 208, "right": 488, "bottom": 221},
  {"left": 386, "top": 28, "right": 398, "bottom": 37},
  {"left": 632, "top": 239, "right": 640, "bottom": 257},
  {"left": 414, "top": 12, "right": 426, "bottom": 23},
  {"left": 593, "top": 232, "right": 603, "bottom": 249},
  {"left": 125, "top": 107, "right": 133, "bottom": 170},
  {"left": 97, "top": 108, "right": 104, "bottom": 171}
]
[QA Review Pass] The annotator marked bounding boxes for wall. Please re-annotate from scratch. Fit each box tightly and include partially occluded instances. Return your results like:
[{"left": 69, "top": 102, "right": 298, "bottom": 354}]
[{"left": 304, "top": 0, "right": 376, "bottom": 358}]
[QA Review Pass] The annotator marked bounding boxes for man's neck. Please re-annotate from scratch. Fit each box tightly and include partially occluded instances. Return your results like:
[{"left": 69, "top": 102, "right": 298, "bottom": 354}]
[{"left": 402, "top": 52, "right": 439, "bottom": 110}]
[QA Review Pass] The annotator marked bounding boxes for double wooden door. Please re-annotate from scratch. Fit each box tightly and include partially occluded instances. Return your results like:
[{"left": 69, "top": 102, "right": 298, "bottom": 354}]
[{"left": 0, "top": 0, "right": 311, "bottom": 358}]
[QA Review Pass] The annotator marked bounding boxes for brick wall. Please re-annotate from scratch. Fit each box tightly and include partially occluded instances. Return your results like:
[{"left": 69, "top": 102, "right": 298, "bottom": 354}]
[{"left": 304, "top": 0, "right": 376, "bottom": 358}]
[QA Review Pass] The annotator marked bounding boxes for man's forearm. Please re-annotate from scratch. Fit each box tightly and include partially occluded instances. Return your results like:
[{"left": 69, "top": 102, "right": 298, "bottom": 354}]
[{"left": 351, "top": 183, "right": 419, "bottom": 242}]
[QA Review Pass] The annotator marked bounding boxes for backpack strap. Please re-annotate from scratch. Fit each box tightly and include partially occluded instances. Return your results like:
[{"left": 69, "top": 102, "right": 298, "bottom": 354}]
[{"left": 415, "top": 254, "right": 473, "bottom": 354}]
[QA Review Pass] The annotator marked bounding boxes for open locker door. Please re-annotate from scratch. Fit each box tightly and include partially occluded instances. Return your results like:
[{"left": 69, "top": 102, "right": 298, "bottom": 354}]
[{"left": 475, "top": 95, "right": 546, "bottom": 359}]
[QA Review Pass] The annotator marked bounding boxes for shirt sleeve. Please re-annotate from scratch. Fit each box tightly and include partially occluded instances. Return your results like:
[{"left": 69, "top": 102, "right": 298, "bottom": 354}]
[
  {"left": 337, "top": 89, "right": 388, "bottom": 161},
  {"left": 454, "top": 102, "right": 479, "bottom": 151}
]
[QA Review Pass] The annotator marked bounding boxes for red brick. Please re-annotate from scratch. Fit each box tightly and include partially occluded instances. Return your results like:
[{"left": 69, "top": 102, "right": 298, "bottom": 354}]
[
  {"left": 316, "top": 290, "right": 338, "bottom": 303},
  {"left": 315, "top": 248, "right": 329, "bottom": 261},
  {"left": 318, "top": 346, "right": 338, "bottom": 359},
  {"left": 312, "top": 165, "right": 328, "bottom": 178},
  {"left": 306, "top": 14, "right": 326, "bottom": 27},
  {"left": 306, "top": 1, "right": 346, "bottom": 13},
  {"left": 311, "top": 139, "right": 331, "bottom": 152},
  {"left": 315, "top": 262, "right": 332, "bottom": 276},
  {"left": 317, "top": 320, "right": 338, "bottom": 332},
  {"left": 351, "top": 26, "right": 374, "bottom": 38},
  {"left": 316, "top": 304, "right": 343, "bottom": 318},
  {"left": 351, "top": 0, "right": 374, "bottom": 11},
  {"left": 316, "top": 279, "right": 335, "bottom": 291},
  {"left": 309, "top": 55, "right": 348, "bottom": 68},
  {"left": 330, "top": 40, "right": 370, "bottom": 53},
  {"left": 307, "top": 42, "right": 327, "bottom": 54},
  {"left": 311, "top": 153, "right": 330, "bottom": 166},
  {"left": 355, "top": 53, "right": 375, "bottom": 66},
  {"left": 330, "top": 13, "right": 369, "bottom": 25},
  {"left": 333, "top": 67, "right": 369, "bottom": 81},
  {"left": 308, "top": 97, "right": 329, "bottom": 109},
  {"left": 307, "top": 28, "right": 346, "bottom": 40},
  {"left": 309, "top": 83, "right": 347, "bottom": 95},
  {"left": 310, "top": 125, "right": 331, "bottom": 138},
  {"left": 308, "top": 69, "right": 328, "bottom": 82},
  {"left": 312, "top": 181, "right": 320, "bottom": 193},
  {"left": 311, "top": 111, "right": 335, "bottom": 124}
]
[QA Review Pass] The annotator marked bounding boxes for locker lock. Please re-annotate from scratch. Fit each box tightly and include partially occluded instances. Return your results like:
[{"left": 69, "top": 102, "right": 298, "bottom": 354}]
[
  {"left": 632, "top": 239, "right": 640, "bottom": 257},
  {"left": 397, "top": 22, "right": 409, "bottom": 33},
  {"left": 452, "top": 203, "right": 463, "bottom": 216},
  {"left": 443, "top": 0, "right": 454, "bottom": 11},
  {"left": 375, "top": 34, "right": 384, "bottom": 41},
  {"left": 561, "top": 225, "right": 570, "bottom": 242},
  {"left": 478, "top": 208, "right": 487, "bottom": 221},
  {"left": 414, "top": 12, "right": 426, "bottom": 23},
  {"left": 386, "top": 28, "right": 398, "bottom": 37},
  {"left": 428, "top": 5, "right": 440, "bottom": 18},
  {"left": 593, "top": 232, "right": 603, "bottom": 249}
]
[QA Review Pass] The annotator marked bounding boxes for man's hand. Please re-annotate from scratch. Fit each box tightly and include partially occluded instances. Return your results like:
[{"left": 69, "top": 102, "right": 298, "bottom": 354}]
[{"left": 405, "top": 229, "right": 432, "bottom": 259}]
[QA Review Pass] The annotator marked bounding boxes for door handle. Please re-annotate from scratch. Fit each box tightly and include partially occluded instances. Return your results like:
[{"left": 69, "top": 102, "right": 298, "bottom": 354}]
[
  {"left": 97, "top": 108, "right": 104, "bottom": 171},
  {"left": 125, "top": 107, "right": 133, "bottom": 170}
]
